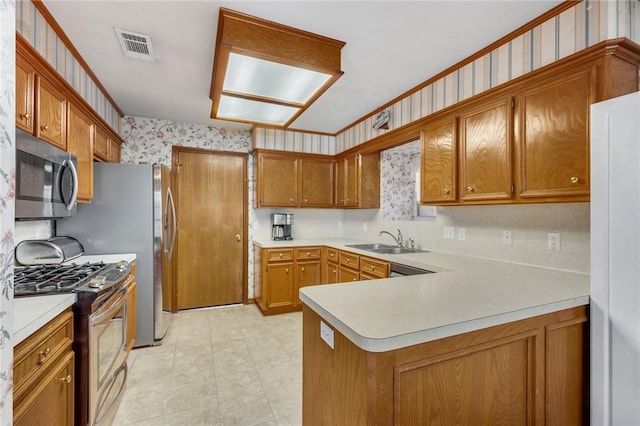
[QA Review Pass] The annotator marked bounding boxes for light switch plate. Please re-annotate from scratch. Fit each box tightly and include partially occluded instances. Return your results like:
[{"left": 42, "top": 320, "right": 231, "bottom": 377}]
[
  {"left": 320, "top": 321, "right": 334, "bottom": 349},
  {"left": 458, "top": 228, "right": 466, "bottom": 240},
  {"left": 443, "top": 226, "right": 455, "bottom": 239}
]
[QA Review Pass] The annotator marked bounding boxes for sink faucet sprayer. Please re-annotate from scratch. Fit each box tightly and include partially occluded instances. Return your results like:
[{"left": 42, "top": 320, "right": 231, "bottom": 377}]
[{"left": 379, "top": 229, "right": 403, "bottom": 247}]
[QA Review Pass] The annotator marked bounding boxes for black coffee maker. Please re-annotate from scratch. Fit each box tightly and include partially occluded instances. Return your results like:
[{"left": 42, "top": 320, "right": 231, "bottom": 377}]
[{"left": 271, "top": 213, "right": 293, "bottom": 240}]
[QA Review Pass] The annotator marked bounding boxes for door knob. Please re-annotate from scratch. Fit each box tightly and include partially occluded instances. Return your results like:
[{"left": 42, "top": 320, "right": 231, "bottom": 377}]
[{"left": 235, "top": 234, "right": 241, "bottom": 241}]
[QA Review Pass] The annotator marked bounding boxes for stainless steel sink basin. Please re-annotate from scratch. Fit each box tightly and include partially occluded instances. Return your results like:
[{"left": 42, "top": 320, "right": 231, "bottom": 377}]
[{"left": 345, "top": 243, "right": 429, "bottom": 255}]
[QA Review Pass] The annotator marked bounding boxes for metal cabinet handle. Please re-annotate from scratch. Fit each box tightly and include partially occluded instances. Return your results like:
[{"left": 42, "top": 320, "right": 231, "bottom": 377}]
[
  {"left": 466, "top": 186, "right": 474, "bottom": 193},
  {"left": 570, "top": 176, "right": 579, "bottom": 184},
  {"left": 332, "top": 269, "right": 336, "bottom": 274},
  {"left": 38, "top": 348, "right": 51, "bottom": 363},
  {"left": 303, "top": 198, "right": 308, "bottom": 203},
  {"left": 20, "top": 113, "right": 30, "bottom": 120},
  {"left": 285, "top": 268, "right": 289, "bottom": 273},
  {"left": 235, "top": 234, "right": 241, "bottom": 241},
  {"left": 370, "top": 266, "right": 375, "bottom": 271},
  {"left": 59, "top": 374, "right": 72, "bottom": 384},
  {"left": 306, "top": 252, "right": 310, "bottom": 256},
  {"left": 301, "top": 267, "right": 305, "bottom": 272},
  {"left": 289, "top": 197, "right": 294, "bottom": 203},
  {"left": 279, "top": 253, "right": 283, "bottom": 258},
  {"left": 41, "top": 124, "right": 49, "bottom": 131},
  {"left": 443, "top": 188, "right": 450, "bottom": 194}
]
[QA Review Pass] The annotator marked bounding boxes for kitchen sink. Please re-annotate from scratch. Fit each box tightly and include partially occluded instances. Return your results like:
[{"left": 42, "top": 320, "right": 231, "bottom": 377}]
[{"left": 345, "top": 244, "right": 429, "bottom": 255}]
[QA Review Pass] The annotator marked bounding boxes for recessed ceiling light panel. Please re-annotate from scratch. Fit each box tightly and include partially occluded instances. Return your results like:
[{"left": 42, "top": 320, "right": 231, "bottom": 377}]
[
  {"left": 224, "top": 53, "right": 332, "bottom": 104},
  {"left": 218, "top": 95, "right": 300, "bottom": 126}
]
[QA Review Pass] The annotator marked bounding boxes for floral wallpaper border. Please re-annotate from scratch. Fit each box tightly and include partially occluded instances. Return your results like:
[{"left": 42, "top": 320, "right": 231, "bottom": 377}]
[{"left": 0, "top": 0, "right": 15, "bottom": 424}]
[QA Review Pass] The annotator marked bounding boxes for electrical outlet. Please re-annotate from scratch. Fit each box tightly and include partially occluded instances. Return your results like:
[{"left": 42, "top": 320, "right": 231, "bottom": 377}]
[
  {"left": 363, "top": 222, "right": 368, "bottom": 231},
  {"left": 443, "top": 226, "right": 455, "bottom": 239},
  {"left": 503, "top": 230, "right": 512, "bottom": 246},
  {"left": 320, "top": 321, "right": 334, "bottom": 349},
  {"left": 548, "top": 232, "right": 561, "bottom": 251},
  {"left": 458, "top": 228, "right": 466, "bottom": 240}
]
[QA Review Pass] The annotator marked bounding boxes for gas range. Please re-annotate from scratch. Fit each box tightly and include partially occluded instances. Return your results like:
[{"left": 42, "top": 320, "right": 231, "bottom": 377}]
[{"left": 14, "top": 260, "right": 131, "bottom": 297}]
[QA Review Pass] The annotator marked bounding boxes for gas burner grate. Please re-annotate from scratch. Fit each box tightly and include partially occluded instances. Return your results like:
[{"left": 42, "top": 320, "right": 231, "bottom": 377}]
[{"left": 14, "top": 262, "right": 109, "bottom": 296}]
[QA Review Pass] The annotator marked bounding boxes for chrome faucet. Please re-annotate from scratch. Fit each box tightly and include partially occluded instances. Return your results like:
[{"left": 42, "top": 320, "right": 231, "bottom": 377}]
[{"left": 379, "top": 229, "right": 403, "bottom": 247}]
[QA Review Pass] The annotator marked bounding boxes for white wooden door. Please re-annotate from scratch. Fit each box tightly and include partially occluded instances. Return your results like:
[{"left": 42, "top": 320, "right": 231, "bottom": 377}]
[{"left": 590, "top": 91, "right": 640, "bottom": 426}]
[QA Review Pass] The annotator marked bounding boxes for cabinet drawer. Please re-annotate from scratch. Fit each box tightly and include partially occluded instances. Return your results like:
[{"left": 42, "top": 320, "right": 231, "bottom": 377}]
[
  {"left": 339, "top": 251, "right": 360, "bottom": 269},
  {"left": 295, "top": 247, "right": 321, "bottom": 260},
  {"left": 325, "top": 248, "right": 338, "bottom": 263},
  {"left": 338, "top": 266, "right": 360, "bottom": 283},
  {"left": 266, "top": 249, "right": 294, "bottom": 262},
  {"left": 14, "top": 310, "right": 73, "bottom": 401},
  {"left": 360, "top": 257, "right": 389, "bottom": 278}
]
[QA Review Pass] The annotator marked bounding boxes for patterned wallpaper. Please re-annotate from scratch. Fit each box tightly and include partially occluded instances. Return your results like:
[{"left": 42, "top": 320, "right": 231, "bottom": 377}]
[
  {"left": 381, "top": 141, "right": 420, "bottom": 221},
  {"left": 252, "top": 127, "right": 335, "bottom": 155},
  {"left": 120, "top": 116, "right": 261, "bottom": 298},
  {"left": 0, "top": 0, "right": 15, "bottom": 423},
  {"left": 15, "top": 0, "right": 121, "bottom": 133}
]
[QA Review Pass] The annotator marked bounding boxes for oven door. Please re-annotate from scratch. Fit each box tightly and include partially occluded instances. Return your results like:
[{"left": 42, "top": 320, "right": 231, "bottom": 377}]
[{"left": 89, "top": 282, "right": 130, "bottom": 425}]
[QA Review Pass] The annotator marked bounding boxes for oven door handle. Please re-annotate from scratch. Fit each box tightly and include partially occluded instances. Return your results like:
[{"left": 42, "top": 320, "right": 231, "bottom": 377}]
[{"left": 91, "top": 285, "right": 128, "bottom": 326}]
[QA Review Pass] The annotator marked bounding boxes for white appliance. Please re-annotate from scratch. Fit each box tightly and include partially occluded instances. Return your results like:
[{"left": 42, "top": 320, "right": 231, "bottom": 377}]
[
  {"left": 590, "top": 91, "right": 640, "bottom": 425},
  {"left": 57, "top": 163, "right": 176, "bottom": 347}
]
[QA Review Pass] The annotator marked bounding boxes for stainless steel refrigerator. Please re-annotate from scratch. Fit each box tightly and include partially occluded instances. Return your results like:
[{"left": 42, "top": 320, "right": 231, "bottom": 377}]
[{"left": 57, "top": 163, "right": 176, "bottom": 347}]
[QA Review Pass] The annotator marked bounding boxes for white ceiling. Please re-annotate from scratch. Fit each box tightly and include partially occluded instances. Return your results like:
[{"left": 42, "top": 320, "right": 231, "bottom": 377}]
[{"left": 44, "top": 0, "right": 562, "bottom": 134}]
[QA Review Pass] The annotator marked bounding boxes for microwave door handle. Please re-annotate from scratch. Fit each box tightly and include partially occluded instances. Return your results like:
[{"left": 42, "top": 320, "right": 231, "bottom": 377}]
[
  {"left": 65, "top": 159, "right": 79, "bottom": 211},
  {"left": 167, "top": 187, "right": 177, "bottom": 260}
]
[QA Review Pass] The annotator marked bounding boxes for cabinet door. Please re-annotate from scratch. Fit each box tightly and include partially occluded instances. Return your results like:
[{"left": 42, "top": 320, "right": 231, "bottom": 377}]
[
  {"left": 266, "top": 262, "right": 295, "bottom": 309},
  {"left": 36, "top": 76, "right": 67, "bottom": 150},
  {"left": 421, "top": 118, "right": 457, "bottom": 203},
  {"left": 324, "top": 261, "right": 338, "bottom": 284},
  {"left": 459, "top": 97, "right": 513, "bottom": 202},
  {"left": 338, "top": 266, "right": 359, "bottom": 283},
  {"left": 295, "top": 261, "right": 321, "bottom": 305},
  {"left": 299, "top": 158, "right": 334, "bottom": 207},
  {"left": 67, "top": 104, "right": 94, "bottom": 203},
  {"left": 16, "top": 58, "right": 35, "bottom": 133},
  {"left": 257, "top": 152, "right": 298, "bottom": 207},
  {"left": 94, "top": 126, "right": 110, "bottom": 161},
  {"left": 109, "top": 139, "right": 121, "bottom": 163},
  {"left": 14, "top": 351, "right": 74, "bottom": 426},
  {"left": 335, "top": 158, "right": 346, "bottom": 206},
  {"left": 344, "top": 154, "right": 359, "bottom": 207},
  {"left": 518, "top": 68, "right": 592, "bottom": 199}
]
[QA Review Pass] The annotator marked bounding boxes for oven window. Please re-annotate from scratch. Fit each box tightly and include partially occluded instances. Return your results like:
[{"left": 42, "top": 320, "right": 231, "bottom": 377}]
[{"left": 96, "top": 308, "right": 126, "bottom": 390}]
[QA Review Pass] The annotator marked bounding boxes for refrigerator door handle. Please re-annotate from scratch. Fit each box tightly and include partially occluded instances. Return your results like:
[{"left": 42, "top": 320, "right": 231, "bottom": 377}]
[{"left": 167, "top": 187, "right": 177, "bottom": 260}]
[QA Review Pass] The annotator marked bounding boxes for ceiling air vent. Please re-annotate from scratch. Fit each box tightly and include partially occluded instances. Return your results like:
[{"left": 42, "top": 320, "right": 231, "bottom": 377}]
[{"left": 115, "top": 28, "right": 156, "bottom": 62}]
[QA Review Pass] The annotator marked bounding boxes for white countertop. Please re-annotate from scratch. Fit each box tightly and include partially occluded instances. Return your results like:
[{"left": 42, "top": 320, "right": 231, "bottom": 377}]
[
  {"left": 255, "top": 238, "right": 589, "bottom": 353},
  {"left": 13, "top": 253, "right": 137, "bottom": 347}
]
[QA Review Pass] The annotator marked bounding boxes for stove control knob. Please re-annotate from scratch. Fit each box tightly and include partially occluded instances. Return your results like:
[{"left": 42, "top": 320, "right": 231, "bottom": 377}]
[
  {"left": 88, "top": 275, "right": 107, "bottom": 288},
  {"left": 116, "top": 261, "right": 128, "bottom": 271}
]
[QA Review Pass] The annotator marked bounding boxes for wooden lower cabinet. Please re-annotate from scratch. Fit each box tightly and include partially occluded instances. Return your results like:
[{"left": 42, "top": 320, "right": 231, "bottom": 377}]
[
  {"left": 254, "top": 246, "right": 321, "bottom": 315},
  {"left": 323, "top": 248, "right": 339, "bottom": 284},
  {"left": 14, "top": 309, "right": 74, "bottom": 426},
  {"left": 302, "top": 305, "right": 588, "bottom": 425}
]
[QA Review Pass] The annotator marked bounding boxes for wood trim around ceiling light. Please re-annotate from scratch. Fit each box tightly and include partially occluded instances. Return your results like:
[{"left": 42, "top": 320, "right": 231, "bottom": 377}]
[
  {"left": 333, "top": 0, "right": 582, "bottom": 135},
  {"left": 209, "top": 7, "right": 345, "bottom": 128},
  {"left": 31, "top": 0, "right": 124, "bottom": 118}
]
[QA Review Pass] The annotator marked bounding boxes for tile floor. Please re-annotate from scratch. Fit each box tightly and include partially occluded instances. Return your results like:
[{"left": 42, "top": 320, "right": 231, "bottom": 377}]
[{"left": 112, "top": 304, "right": 302, "bottom": 426}]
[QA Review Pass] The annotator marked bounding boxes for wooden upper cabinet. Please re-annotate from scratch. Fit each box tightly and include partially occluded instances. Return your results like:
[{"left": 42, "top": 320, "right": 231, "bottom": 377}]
[
  {"left": 420, "top": 117, "right": 457, "bottom": 204},
  {"left": 94, "top": 125, "right": 110, "bottom": 161},
  {"left": 299, "top": 158, "right": 334, "bottom": 207},
  {"left": 257, "top": 152, "right": 298, "bottom": 207},
  {"left": 336, "top": 152, "right": 380, "bottom": 208},
  {"left": 66, "top": 103, "right": 94, "bottom": 203},
  {"left": 459, "top": 97, "right": 513, "bottom": 202},
  {"left": 35, "top": 75, "right": 67, "bottom": 150},
  {"left": 110, "top": 139, "right": 121, "bottom": 163},
  {"left": 15, "top": 58, "right": 35, "bottom": 133},
  {"left": 517, "top": 67, "right": 593, "bottom": 200}
]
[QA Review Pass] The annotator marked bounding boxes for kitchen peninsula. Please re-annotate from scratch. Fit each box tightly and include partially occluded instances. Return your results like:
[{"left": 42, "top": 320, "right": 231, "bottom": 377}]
[{"left": 293, "top": 240, "right": 589, "bottom": 425}]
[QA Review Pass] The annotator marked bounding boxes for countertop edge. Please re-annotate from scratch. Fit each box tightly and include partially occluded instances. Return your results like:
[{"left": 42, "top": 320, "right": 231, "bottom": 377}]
[
  {"left": 300, "top": 293, "right": 590, "bottom": 352},
  {"left": 13, "top": 294, "right": 76, "bottom": 346}
]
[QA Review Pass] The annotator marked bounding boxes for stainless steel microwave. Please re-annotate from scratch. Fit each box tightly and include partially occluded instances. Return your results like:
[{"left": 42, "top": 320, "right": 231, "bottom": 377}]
[{"left": 15, "top": 130, "right": 78, "bottom": 220}]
